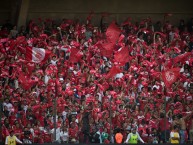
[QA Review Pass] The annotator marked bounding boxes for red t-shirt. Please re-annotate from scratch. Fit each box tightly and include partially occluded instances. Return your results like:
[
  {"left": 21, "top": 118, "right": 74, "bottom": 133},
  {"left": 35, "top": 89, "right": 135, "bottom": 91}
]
[
  {"left": 42, "top": 131, "right": 52, "bottom": 143},
  {"left": 159, "top": 118, "right": 170, "bottom": 131},
  {"left": 69, "top": 127, "right": 79, "bottom": 140}
]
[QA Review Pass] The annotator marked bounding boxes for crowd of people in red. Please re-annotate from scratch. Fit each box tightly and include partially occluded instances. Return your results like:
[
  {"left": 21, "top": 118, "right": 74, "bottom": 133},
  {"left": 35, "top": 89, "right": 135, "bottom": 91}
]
[{"left": 0, "top": 14, "right": 193, "bottom": 144}]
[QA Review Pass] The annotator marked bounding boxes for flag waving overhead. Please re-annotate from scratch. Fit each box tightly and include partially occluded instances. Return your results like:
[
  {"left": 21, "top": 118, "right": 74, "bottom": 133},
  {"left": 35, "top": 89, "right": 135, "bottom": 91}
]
[
  {"left": 172, "top": 52, "right": 191, "bottom": 64},
  {"left": 100, "top": 22, "right": 121, "bottom": 56},
  {"left": 114, "top": 46, "right": 130, "bottom": 65},
  {"left": 106, "top": 22, "right": 121, "bottom": 43},
  {"left": 105, "top": 66, "right": 121, "bottom": 79},
  {"left": 10, "top": 36, "right": 26, "bottom": 50},
  {"left": 162, "top": 68, "right": 181, "bottom": 87},
  {"left": 69, "top": 47, "right": 83, "bottom": 63},
  {"left": 25, "top": 46, "right": 51, "bottom": 63},
  {"left": 18, "top": 71, "right": 36, "bottom": 90}
]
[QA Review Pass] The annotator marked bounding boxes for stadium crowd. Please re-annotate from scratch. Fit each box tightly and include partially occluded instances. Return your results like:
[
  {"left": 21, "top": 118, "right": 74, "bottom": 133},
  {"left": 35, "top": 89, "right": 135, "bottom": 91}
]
[{"left": 0, "top": 15, "right": 193, "bottom": 144}]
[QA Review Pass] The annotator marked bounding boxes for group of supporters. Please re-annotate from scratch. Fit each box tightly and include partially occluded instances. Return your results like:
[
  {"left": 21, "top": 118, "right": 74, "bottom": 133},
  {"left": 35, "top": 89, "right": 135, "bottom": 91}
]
[{"left": 0, "top": 15, "right": 193, "bottom": 144}]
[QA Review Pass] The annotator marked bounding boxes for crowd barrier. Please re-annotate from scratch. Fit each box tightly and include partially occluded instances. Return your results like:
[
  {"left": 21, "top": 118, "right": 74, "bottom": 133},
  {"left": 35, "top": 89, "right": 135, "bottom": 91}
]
[{"left": 1, "top": 143, "right": 193, "bottom": 145}]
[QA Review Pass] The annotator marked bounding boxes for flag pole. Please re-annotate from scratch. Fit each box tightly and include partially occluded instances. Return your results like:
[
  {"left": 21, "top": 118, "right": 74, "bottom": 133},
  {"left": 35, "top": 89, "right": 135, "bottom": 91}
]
[
  {"left": 164, "top": 91, "right": 167, "bottom": 143},
  {"left": 53, "top": 77, "right": 57, "bottom": 142},
  {"left": 162, "top": 75, "right": 167, "bottom": 143},
  {"left": 109, "top": 96, "right": 113, "bottom": 143},
  {"left": 0, "top": 98, "right": 3, "bottom": 142}
]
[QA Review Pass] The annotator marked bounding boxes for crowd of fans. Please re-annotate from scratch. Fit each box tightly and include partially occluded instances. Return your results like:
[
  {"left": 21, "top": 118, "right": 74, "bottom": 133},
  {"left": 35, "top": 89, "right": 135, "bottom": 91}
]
[{"left": 0, "top": 15, "right": 193, "bottom": 144}]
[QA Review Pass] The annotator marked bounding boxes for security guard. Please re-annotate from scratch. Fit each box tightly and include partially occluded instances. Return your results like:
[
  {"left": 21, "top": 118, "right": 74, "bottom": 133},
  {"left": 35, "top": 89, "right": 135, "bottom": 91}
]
[
  {"left": 5, "top": 130, "right": 23, "bottom": 145},
  {"left": 115, "top": 128, "right": 123, "bottom": 144},
  {"left": 125, "top": 127, "right": 145, "bottom": 144}
]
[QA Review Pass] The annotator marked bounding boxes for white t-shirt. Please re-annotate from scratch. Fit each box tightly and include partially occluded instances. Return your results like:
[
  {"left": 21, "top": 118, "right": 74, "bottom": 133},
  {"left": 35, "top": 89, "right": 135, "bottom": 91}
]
[
  {"left": 50, "top": 60, "right": 58, "bottom": 65},
  {"left": 115, "top": 73, "right": 124, "bottom": 79},
  {"left": 3, "top": 102, "right": 13, "bottom": 112},
  {"left": 170, "top": 131, "right": 180, "bottom": 138},
  {"left": 44, "top": 75, "right": 50, "bottom": 84},
  {"left": 60, "top": 131, "right": 69, "bottom": 142},
  {"left": 62, "top": 111, "right": 68, "bottom": 120},
  {"left": 50, "top": 128, "right": 61, "bottom": 142},
  {"left": 23, "top": 105, "right": 28, "bottom": 113}
]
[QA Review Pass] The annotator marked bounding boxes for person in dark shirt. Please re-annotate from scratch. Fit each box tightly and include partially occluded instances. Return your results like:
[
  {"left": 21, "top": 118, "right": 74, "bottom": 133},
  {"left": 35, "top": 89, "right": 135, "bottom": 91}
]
[{"left": 82, "top": 111, "right": 90, "bottom": 143}]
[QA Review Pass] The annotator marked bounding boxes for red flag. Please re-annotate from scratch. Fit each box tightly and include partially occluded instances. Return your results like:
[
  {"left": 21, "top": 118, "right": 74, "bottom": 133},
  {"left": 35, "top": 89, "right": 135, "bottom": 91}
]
[
  {"left": 114, "top": 46, "right": 130, "bottom": 65},
  {"left": 162, "top": 68, "right": 181, "bottom": 87},
  {"left": 96, "top": 22, "right": 120, "bottom": 55},
  {"left": 100, "top": 48, "right": 113, "bottom": 57},
  {"left": 105, "top": 66, "right": 121, "bottom": 79},
  {"left": 18, "top": 71, "right": 35, "bottom": 90},
  {"left": 10, "top": 36, "right": 26, "bottom": 50},
  {"left": 96, "top": 42, "right": 113, "bottom": 57},
  {"left": 106, "top": 22, "right": 121, "bottom": 43},
  {"left": 173, "top": 52, "right": 191, "bottom": 64},
  {"left": 25, "top": 46, "right": 51, "bottom": 63},
  {"left": 69, "top": 47, "right": 83, "bottom": 63},
  {"left": 102, "top": 42, "right": 114, "bottom": 51},
  {"left": 26, "top": 63, "right": 35, "bottom": 75},
  {"left": 150, "top": 70, "right": 161, "bottom": 80}
]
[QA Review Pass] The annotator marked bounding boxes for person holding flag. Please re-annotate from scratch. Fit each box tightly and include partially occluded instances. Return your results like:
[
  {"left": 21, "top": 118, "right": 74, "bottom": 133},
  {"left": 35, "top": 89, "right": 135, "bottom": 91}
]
[{"left": 125, "top": 127, "right": 145, "bottom": 144}]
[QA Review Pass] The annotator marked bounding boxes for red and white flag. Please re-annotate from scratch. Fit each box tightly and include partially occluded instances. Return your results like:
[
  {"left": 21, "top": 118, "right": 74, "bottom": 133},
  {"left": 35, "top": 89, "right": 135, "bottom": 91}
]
[
  {"left": 162, "top": 68, "right": 181, "bottom": 87},
  {"left": 25, "top": 46, "right": 51, "bottom": 63}
]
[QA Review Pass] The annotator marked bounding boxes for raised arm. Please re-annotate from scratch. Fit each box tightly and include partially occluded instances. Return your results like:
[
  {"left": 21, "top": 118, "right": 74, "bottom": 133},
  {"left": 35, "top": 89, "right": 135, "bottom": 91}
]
[{"left": 125, "top": 133, "right": 131, "bottom": 143}]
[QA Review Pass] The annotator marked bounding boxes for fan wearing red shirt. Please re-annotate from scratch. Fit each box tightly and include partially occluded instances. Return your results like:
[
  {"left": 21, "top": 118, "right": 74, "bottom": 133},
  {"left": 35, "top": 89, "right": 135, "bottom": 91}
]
[
  {"left": 33, "top": 125, "right": 40, "bottom": 143},
  {"left": 35, "top": 111, "right": 45, "bottom": 127},
  {"left": 13, "top": 122, "right": 22, "bottom": 140},
  {"left": 9, "top": 112, "right": 17, "bottom": 126},
  {"left": 158, "top": 113, "right": 170, "bottom": 143},
  {"left": 42, "top": 125, "right": 52, "bottom": 143},
  {"left": 69, "top": 122, "right": 79, "bottom": 142}
]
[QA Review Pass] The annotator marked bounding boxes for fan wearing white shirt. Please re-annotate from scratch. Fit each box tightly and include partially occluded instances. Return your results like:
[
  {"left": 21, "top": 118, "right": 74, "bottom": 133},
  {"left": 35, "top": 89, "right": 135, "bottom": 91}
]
[
  {"left": 50, "top": 127, "right": 61, "bottom": 143},
  {"left": 60, "top": 126, "right": 69, "bottom": 143},
  {"left": 50, "top": 55, "right": 58, "bottom": 65},
  {"left": 3, "top": 98, "right": 13, "bottom": 112}
]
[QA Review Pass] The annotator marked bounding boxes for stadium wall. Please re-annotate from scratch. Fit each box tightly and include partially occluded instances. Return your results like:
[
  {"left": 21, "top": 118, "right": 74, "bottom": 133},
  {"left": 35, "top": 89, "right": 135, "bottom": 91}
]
[
  {"left": 27, "top": 0, "right": 193, "bottom": 24},
  {"left": 0, "top": 0, "right": 193, "bottom": 27}
]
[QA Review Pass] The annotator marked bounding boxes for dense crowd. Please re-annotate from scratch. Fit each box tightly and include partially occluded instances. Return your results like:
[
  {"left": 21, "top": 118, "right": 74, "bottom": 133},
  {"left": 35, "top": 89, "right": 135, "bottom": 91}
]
[{"left": 0, "top": 15, "right": 193, "bottom": 144}]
